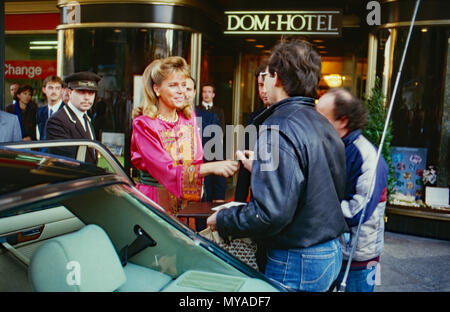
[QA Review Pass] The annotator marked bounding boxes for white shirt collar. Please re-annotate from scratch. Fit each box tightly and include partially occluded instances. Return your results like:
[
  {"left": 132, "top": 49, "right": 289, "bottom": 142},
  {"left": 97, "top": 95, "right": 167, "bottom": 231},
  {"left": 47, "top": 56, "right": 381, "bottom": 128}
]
[
  {"left": 202, "top": 101, "right": 213, "bottom": 110},
  {"left": 48, "top": 101, "right": 63, "bottom": 115},
  {"left": 68, "top": 102, "right": 88, "bottom": 130}
]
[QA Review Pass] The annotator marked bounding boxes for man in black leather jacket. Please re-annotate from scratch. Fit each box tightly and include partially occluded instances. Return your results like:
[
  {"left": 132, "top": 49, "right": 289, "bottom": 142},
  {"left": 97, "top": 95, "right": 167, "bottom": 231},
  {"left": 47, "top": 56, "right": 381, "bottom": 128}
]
[{"left": 207, "top": 39, "right": 348, "bottom": 292}]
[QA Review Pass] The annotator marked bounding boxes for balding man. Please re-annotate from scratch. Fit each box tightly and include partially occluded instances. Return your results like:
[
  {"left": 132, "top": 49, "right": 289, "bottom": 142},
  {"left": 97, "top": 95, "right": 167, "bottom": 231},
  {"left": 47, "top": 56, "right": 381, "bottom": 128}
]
[{"left": 316, "top": 88, "right": 388, "bottom": 292}]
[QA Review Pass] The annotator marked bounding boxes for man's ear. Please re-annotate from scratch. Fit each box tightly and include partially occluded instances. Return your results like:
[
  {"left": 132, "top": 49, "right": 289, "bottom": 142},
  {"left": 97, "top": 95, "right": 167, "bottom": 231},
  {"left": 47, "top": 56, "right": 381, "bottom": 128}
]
[
  {"left": 336, "top": 116, "right": 349, "bottom": 131},
  {"left": 274, "top": 72, "right": 282, "bottom": 87}
]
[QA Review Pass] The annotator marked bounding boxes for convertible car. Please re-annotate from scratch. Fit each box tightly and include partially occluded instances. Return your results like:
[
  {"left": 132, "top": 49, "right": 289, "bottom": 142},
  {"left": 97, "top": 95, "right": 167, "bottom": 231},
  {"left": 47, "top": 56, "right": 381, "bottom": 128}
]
[{"left": 0, "top": 140, "right": 286, "bottom": 292}]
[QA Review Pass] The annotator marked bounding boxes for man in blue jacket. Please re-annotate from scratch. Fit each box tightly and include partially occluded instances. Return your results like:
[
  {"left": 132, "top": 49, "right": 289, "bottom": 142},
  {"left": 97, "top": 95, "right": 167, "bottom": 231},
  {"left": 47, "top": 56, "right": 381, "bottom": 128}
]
[
  {"left": 207, "top": 39, "right": 348, "bottom": 292},
  {"left": 192, "top": 80, "right": 227, "bottom": 202},
  {"left": 316, "top": 88, "right": 388, "bottom": 292},
  {"left": 0, "top": 111, "right": 22, "bottom": 143},
  {"left": 36, "top": 75, "right": 65, "bottom": 140}
]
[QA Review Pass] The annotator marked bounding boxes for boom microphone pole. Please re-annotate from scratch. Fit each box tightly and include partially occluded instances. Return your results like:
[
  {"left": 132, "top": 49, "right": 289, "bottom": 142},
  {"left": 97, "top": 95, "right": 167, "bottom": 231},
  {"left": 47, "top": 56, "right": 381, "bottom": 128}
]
[{"left": 338, "top": 0, "right": 421, "bottom": 292}]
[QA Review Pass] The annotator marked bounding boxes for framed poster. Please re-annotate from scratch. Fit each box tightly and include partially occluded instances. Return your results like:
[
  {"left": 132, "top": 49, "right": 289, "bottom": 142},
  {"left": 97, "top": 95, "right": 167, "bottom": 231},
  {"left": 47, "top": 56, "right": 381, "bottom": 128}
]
[
  {"left": 101, "top": 132, "right": 125, "bottom": 157},
  {"left": 133, "top": 75, "right": 143, "bottom": 110},
  {"left": 391, "top": 146, "right": 427, "bottom": 200},
  {"left": 425, "top": 187, "right": 450, "bottom": 209}
]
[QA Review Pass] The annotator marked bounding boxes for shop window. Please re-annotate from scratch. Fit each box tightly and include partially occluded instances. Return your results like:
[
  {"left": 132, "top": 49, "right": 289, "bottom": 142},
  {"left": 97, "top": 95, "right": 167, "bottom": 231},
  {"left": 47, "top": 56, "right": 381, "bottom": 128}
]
[
  {"left": 377, "top": 26, "right": 448, "bottom": 204},
  {"left": 389, "top": 28, "right": 446, "bottom": 169},
  {"left": 4, "top": 34, "right": 57, "bottom": 107}
]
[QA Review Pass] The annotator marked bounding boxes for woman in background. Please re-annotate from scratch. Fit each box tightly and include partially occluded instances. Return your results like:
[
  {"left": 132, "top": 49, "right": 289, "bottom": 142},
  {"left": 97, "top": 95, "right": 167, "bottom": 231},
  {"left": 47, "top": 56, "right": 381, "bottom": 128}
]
[
  {"left": 131, "top": 56, "right": 238, "bottom": 217},
  {"left": 6, "top": 84, "right": 37, "bottom": 141}
]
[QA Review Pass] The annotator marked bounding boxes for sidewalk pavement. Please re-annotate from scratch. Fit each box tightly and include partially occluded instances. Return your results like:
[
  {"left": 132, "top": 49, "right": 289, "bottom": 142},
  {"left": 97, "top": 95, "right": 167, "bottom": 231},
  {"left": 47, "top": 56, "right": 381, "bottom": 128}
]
[{"left": 375, "top": 231, "right": 450, "bottom": 292}]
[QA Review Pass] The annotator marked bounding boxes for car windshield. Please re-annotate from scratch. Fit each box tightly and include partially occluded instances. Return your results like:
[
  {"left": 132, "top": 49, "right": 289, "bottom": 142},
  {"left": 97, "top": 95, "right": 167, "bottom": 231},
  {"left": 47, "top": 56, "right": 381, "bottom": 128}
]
[
  {"left": 0, "top": 148, "right": 107, "bottom": 196},
  {"left": 0, "top": 180, "right": 283, "bottom": 292}
]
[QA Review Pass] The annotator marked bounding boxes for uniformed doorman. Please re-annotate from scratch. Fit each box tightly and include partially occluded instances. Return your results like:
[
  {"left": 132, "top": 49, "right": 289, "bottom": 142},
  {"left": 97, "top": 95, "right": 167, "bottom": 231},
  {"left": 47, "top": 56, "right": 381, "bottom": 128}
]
[{"left": 46, "top": 71, "right": 102, "bottom": 164}]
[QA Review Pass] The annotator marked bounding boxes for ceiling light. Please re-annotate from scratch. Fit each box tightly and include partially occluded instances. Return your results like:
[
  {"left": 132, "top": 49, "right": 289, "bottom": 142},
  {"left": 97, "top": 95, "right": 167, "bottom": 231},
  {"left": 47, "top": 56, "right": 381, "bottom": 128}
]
[
  {"left": 313, "top": 39, "right": 324, "bottom": 43},
  {"left": 421, "top": 28, "right": 428, "bottom": 32},
  {"left": 30, "top": 46, "right": 57, "bottom": 50},
  {"left": 30, "top": 41, "right": 58, "bottom": 45},
  {"left": 317, "top": 45, "right": 326, "bottom": 49},
  {"left": 324, "top": 74, "right": 343, "bottom": 88},
  {"left": 255, "top": 44, "right": 264, "bottom": 48},
  {"left": 246, "top": 38, "right": 256, "bottom": 42}
]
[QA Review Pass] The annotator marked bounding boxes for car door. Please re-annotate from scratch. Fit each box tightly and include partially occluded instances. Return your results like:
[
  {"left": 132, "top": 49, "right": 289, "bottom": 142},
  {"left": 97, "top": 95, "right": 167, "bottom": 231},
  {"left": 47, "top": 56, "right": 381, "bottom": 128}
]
[{"left": 0, "top": 204, "right": 84, "bottom": 291}]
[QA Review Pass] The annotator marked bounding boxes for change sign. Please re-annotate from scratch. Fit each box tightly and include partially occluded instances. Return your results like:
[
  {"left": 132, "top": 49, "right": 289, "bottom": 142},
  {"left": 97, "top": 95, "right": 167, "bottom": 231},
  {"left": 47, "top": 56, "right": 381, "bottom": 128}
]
[
  {"left": 224, "top": 10, "right": 342, "bottom": 36},
  {"left": 5, "top": 60, "right": 57, "bottom": 80}
]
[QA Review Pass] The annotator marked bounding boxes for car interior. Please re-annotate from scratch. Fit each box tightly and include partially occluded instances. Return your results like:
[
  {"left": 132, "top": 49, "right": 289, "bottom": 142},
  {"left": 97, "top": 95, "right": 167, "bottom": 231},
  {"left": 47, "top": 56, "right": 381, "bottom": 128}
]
[{"left": 0, "top": 182, "right": 280, "bottom": 292}]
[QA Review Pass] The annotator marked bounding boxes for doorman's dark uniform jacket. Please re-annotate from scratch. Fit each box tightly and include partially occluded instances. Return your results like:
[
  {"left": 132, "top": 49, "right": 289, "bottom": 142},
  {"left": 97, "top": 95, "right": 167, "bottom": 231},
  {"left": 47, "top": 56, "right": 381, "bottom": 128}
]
[
  {"left": 217, "top": 96, "right": 349, "bottom": 249},
  {"left": 45, "top": 105, "right": 97, "bottom": 164}
]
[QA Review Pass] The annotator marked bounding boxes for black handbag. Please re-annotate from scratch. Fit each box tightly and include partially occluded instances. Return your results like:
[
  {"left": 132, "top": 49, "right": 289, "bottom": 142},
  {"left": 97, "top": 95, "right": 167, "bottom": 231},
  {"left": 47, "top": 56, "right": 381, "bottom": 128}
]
[{"left": 200, "top": 227, "right": 259, "bottom": 271}]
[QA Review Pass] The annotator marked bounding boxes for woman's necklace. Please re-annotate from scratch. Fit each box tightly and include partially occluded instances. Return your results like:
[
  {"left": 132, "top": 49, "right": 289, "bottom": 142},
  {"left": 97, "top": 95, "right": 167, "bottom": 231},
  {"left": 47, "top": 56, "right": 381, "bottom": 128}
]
[{"left": 157, "top": 112, "right": 178, "bottom": 123}]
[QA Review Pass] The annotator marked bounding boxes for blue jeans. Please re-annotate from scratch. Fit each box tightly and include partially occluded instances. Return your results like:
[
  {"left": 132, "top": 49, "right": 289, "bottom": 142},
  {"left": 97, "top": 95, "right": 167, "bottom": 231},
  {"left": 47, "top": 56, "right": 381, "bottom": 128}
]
[
  {"left": 335, "top": 263, "right": 377, "bottom": 292},
  {"left": 264, "top": 238, "right": 342, "bottom": 292}
]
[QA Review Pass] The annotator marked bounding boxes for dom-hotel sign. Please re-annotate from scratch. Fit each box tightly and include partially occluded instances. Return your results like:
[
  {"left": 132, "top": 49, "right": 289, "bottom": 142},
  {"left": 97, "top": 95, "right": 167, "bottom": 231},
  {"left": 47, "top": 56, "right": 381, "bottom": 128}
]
[{"left": 224, "top": 10, "right": 342, "bottom": 36}]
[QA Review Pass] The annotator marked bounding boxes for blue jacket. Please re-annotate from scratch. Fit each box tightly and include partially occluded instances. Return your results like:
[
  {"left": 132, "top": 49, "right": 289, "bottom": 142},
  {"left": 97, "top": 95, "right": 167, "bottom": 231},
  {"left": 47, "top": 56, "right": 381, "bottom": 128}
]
[
  {"left": 195, "top": 108, "right": 226, "bottom": 201},
  {"left": 195, "top": 108, "right": 221, "bottom": 150},
  {"left": 340, "top": 129, "right": 388, "bottom": 261},
  {"left": 0, "top": 111, "right": 22, "bottom": 143},
  {"left": 36, "top": 101, "right": 64, "bottom": 140}
]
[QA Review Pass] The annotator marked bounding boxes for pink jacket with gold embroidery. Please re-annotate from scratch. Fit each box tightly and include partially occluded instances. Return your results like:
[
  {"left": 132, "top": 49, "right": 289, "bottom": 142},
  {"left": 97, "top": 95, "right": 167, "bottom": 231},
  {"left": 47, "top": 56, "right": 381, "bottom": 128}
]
[{"left": 131, "top": 112, "right": 204, "bottom": 206}]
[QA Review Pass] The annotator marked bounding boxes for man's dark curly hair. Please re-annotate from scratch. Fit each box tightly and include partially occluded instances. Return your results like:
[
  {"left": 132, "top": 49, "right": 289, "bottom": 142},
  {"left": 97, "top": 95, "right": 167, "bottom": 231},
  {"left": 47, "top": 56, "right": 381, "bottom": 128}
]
[
  {"left": 267, "top": 39, "right": 321, "bottom": 98},
  {"left": 327, "top": 88, "right": 368, "bottom": 132},
  {"left": 255, "top": 59, "right": 268, "bottom": 77},
  {"left": 201, "top": 82, "right": 215, "bottom": 93}
]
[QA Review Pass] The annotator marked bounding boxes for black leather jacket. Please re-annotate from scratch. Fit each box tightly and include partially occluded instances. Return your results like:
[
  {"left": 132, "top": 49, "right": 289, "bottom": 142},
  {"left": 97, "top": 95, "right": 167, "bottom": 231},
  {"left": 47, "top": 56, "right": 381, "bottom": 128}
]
[{"left": 217, "top": 96, "right": 349, "bottom": 249}]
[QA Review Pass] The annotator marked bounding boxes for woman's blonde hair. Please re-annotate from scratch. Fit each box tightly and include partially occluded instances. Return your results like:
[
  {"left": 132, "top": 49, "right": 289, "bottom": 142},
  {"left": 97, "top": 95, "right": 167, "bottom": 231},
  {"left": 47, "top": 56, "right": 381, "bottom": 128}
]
[{"left": 132, "top": 56, "right": 193, "bottom": 119}]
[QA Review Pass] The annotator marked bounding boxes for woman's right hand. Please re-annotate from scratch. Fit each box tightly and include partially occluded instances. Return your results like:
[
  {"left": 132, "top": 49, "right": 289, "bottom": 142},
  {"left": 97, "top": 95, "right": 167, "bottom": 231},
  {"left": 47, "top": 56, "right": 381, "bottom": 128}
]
[{"left": 200, "top": 160, "right": 239, "bottom": 178}]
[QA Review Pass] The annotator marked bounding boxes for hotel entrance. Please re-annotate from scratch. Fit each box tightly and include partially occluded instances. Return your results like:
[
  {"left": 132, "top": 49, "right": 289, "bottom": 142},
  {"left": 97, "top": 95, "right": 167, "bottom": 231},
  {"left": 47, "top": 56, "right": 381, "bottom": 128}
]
[
  {"left": 198, "top": 8, "right": 369, "bottom": 192},
  {"left": 199, "top": 9, "right": 369, "bottom": 129}
]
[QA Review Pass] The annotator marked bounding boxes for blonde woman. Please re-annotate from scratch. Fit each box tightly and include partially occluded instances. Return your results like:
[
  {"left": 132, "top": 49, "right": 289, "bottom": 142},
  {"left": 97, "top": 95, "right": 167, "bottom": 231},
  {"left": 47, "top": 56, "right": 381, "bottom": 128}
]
[{"left": 131, "top": 56, "right": 238, "bottom": 216}]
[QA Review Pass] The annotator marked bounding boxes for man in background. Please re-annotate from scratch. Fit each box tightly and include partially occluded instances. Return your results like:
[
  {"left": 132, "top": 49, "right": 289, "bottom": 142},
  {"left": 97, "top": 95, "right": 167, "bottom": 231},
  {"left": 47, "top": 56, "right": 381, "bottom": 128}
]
[
  {"left": 9, "top": 82, "right": 19, "bottom": 105},
  {"left": 62, "top": 85, "right": 71, "bottom": 105},
  {"left": 199, "top": 83, "right": 225, "bottom": 132},
  {"left": 185, "top": 76, "right": 197, "bottom": 109},
  {"left": 36, "top": 75, "right": 65, "bottom": 140},
  {"left": 234, "top": 60, "right": 271, "bottom": 202},
  {"left": 316, "top": 88, "right": 388, "bottom": 292},
  {"left": 187, "top": 78, "right": 226, "bottom": 203},
  {"left": 247, "top": 60, "right": 270, "bottom": 125}
]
